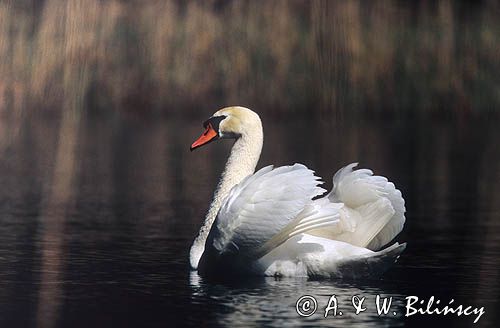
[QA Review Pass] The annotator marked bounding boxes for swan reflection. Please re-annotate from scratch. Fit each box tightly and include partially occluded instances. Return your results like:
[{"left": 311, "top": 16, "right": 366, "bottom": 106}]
[{"left": 190, "top": 271, "right": 406, "bottom": 327}]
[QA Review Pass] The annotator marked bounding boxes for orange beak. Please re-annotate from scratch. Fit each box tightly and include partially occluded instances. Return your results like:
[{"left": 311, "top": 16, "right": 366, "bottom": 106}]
[{"left": 190, "top": 123, "right": 218, "bottom": 151}]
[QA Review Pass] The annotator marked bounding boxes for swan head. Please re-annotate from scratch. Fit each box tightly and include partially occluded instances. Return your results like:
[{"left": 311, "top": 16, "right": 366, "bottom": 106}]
[{"left": 190, "top": 106, "right": 262, "bottom": 151}]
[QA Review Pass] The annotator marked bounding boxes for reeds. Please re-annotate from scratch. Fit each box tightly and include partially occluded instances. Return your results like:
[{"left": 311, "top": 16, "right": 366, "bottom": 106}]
[{"left": 0, "top": 0, "right": 499, "bottom": 117}]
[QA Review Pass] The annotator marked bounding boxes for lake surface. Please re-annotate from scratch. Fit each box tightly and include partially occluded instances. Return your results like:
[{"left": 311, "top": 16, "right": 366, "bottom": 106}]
[{"left": 0, "top": 113, "right": 499, "bottom": 327}]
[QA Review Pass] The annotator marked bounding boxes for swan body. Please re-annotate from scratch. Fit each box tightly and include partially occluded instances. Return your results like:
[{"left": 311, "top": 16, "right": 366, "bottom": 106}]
[{"left": 190, "top": 106, "right": 406, "bottom": 278}]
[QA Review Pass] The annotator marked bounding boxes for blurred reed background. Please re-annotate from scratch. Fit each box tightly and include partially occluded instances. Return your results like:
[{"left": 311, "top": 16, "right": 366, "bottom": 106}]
[{"left": 0, "top": 0, "right": 499, "bottom": 119}]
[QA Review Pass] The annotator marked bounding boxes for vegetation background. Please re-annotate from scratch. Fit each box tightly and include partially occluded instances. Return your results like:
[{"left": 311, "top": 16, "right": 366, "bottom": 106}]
[{"left": 1, "top": 0, "right": 499, "bottom": 121}]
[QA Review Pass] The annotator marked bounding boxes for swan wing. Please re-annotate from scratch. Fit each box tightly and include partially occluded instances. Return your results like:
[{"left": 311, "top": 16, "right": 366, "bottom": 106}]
[
  {"left": 309, "top": 163, "right": 406, "bottom": 250},
  {"left": 205, "top": 164, "right": 330, "bottom": 260},
  {"left": 257, "top": 234, "right": 406, "bottom": 278}
]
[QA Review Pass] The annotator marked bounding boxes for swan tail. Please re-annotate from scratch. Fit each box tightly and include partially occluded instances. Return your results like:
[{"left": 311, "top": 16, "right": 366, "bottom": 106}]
[
  {"left": 331, "top": 242, "right": 407, "bottom": 279},
  {"left": 326, "top": 163, "right": 406, "bottom": 250},
  {"left": 253, "top": 202, "right": 342, "bottom": 259}
]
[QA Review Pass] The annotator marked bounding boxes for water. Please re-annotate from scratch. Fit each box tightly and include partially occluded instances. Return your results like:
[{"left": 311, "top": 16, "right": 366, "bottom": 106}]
[{"left": 0, "top": 113, "right": 499, "bottom": 327}]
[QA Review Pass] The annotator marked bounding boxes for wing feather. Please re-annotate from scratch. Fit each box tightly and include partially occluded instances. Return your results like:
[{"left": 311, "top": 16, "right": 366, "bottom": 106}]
[
  {"left": 311, "top": 163, "right": 406, "bottom": 250},
  {"left": 207, "top": 164, "right": 326, "bottom": 259}
]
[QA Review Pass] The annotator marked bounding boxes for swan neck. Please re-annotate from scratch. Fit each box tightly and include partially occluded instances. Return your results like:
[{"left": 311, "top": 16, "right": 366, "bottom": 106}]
[{"left": 190, "top": 128, "right": 263, "bottom": 269}]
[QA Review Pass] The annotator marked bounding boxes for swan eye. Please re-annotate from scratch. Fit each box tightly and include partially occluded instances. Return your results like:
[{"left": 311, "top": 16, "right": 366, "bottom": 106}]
[
  {"left": 191, "top": 115, "right": 228, "bottom": 151},
  {"left": 203, "top": 115, "right": 227, "bottom": 132}
]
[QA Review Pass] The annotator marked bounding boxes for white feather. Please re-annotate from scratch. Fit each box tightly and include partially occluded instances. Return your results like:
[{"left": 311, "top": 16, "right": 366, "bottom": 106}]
[
  {"left": 207, "top": 164, "right": 326, "bottom": 258},
  {"left": 256, "top": 234, "right": 406, "bottom": 278},
  {"left": 310, "top": 163, "right": 406, "bottom": 250}
]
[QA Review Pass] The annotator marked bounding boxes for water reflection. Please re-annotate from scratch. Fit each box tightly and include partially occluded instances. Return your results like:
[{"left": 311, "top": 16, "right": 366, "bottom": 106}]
[
  {"left": 36, "top": 110, "right": 80, "bottom": 328},
  {"left": 0, "top": 113, "right": 499, "bottom": 327},
  {"left": 190, "top": 271, "right": 406, "bottom": 328}
]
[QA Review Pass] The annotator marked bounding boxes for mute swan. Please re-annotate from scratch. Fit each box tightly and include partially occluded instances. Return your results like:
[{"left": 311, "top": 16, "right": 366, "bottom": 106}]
[{"left": 190, "top": 106, "right": 406, "bottom": 278}]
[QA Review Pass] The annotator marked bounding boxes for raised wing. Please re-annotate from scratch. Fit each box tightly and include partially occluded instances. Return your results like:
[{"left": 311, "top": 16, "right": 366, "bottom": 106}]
[
  {"left": 204, "top": 164, "right": 328, "bottom": 261},
  {"left": 310, "top": 163, "right": 406, "bottom": 250}
]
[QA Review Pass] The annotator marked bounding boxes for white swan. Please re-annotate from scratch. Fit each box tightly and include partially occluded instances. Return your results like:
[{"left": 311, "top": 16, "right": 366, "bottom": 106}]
[{"left": 190, "top": 106, "right": 406, "bottom": 278}]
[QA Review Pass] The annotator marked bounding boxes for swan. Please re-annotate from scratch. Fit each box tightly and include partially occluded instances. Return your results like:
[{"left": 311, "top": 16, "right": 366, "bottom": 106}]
[{"left": 189, "top": 106, "right": 406, "bottom": 278}]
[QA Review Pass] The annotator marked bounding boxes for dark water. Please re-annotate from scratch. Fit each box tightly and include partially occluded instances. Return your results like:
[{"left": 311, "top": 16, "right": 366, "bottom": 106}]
[{"left": 0, "top": 114, "right": 499, "bottom": 327}]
